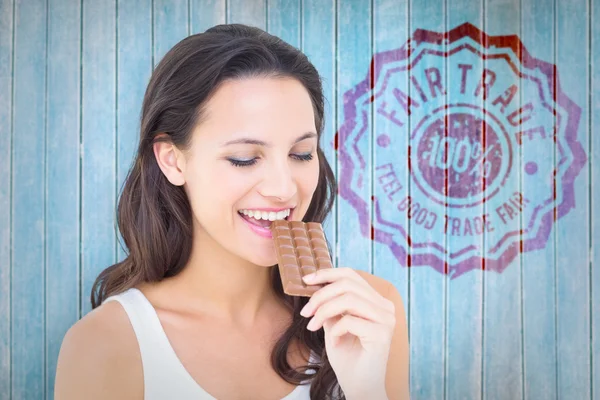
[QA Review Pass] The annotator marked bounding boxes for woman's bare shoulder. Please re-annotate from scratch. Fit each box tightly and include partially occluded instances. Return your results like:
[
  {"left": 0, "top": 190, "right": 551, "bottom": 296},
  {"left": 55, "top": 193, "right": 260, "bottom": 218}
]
[
  {"left": 353, "top": 268, "right": 394, "bottom": 295},
  {"left": 54, "top": 299, "right": 143, "bottom": 400}
]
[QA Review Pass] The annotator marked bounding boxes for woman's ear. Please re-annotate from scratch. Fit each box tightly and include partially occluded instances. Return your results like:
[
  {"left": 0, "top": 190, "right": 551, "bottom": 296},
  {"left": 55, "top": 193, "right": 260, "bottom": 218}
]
[{"left": 153, "top": 137, "right": 186, "bottom": 186}]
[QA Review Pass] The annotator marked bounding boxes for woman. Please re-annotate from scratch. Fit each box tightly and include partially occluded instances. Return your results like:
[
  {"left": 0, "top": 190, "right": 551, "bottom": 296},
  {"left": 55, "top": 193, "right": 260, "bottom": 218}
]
[{"left": 54, "top": 24, "right": 409, "bottom": 400}]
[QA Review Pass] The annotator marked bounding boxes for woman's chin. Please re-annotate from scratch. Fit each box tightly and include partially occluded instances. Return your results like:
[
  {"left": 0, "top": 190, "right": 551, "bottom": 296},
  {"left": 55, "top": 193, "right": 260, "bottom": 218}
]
[
  {"left": 243, "top": 248, "right": 278, "bottom": 267},
  {"left": 249, "top": 255, "right": 278, "bottom": 268}
]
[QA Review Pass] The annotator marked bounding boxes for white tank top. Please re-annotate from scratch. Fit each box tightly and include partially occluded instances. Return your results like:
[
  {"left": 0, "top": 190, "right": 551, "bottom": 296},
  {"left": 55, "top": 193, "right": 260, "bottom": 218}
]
[{"left": 103, "top": 288, "right": 316, "bottom": 400}]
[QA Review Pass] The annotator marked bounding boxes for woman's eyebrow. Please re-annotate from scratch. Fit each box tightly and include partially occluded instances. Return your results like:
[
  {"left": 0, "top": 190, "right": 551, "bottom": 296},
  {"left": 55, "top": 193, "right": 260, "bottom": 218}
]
[{"left": 221, "top": 132, "right": 317, "bottom": 147}]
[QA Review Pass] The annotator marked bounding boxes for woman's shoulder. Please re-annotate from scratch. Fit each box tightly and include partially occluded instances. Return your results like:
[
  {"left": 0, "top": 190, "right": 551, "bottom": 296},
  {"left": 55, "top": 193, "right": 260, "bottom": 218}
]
[
  {"left": 54, "top": 298, "right": 143, "bottom": 399},
  {"left": 66, "top": 298, "right": 137, "bottom": 345},
  {"left": 352, "top": 268, "right": 397, "bottom": 297},
  {"left": 351, "top": 268, "right": 406, "bottom": 317}
]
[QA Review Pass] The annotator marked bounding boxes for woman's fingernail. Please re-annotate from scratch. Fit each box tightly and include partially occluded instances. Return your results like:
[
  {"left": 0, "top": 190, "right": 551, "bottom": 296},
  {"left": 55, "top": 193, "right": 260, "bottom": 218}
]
[
  {"left": 300, "top": 304, "right": 310, "bottom": 317},
  {"left": 303, "top": 273, "right": 316, "bottom": 282},
  {"left": 306, "top": 318, "right": 317, "bottom": 331}
]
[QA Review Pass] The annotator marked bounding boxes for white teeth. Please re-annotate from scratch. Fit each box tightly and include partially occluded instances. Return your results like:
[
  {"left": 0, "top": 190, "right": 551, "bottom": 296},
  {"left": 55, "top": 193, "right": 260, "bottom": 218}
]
[
  {"left": 239, "top": 208, "right": 291, "bottom": 221},
  {"left": 274, "top": 210, "right": 289, "bottom": 220}
]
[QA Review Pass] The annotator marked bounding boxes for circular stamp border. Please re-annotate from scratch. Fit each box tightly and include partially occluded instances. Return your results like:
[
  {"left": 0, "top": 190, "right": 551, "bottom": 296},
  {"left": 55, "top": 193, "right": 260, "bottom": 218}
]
[{"left": 335, "top": 22, "right": 587, "bottom": 278}]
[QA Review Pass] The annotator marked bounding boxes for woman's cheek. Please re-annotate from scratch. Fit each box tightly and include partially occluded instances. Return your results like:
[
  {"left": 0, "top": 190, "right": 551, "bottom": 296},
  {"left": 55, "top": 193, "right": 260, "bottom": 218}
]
[
  {"left": 304, "top": 161, "right": 320, "bottom": 193},
  {"left": 218, "top": 169, "right": 257, "bottom": 195}
]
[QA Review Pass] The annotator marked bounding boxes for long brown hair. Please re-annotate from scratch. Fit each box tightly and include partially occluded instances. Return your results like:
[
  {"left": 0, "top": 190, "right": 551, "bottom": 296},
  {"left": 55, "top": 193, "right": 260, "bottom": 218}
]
[{"left": 90, "top": 24, "right": 341, "bottom": 399}]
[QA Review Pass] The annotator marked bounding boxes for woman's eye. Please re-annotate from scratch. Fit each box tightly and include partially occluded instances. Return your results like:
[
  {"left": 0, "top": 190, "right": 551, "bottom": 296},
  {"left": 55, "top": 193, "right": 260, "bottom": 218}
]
[
  {"left": 292, "top": 153, "right": 314, "bottom": 162},
  {"left": 227, "top": 153, "right": 313, "bottom": 168},
  {"left": 228, "top": 158, "right": 257, "bottom": 167}
]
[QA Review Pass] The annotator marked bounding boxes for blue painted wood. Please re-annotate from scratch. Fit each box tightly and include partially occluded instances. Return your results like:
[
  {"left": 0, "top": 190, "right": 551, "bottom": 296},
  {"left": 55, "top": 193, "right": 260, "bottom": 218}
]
[
  {"left": 335, "top": 0, "right": 372, "bottom": 273},
  {"left": 407, "top": 1, "right": 446, "bottom": 398},
  {"left": 267, "top": 0, "right": 299, "bottom": 48},
  {"left": 1, "top": 1, "right": 600, "bottom": 399},
  {"left": 0, "top": 0, "right": 12, "bottom": 398},
  {"left": 190, "top": 0, "right": 225, "bottom": 33},
  {"left": 555, "top": 0, "right": 591, "bottom": 398},
  {"left": 519, "top": 1, "right": 558, "bottom": 398},
  {"left": 445, "top": 5, "right": 485, "bottom": 400},
  {"left": 81, "top": 0, "right": 116, "bottom": 316},
  {"left": 372, "top": 0, "right": 410, "bottom": 324},
  {"left": 593, "top": 0, "right": 600, "bottom": 396},
  {"left": 11, "top": 0, "right": 46, "bottom": 398},
  {"left": 153, "top": 0, "right": 189, "bottom": 66},
  {"left": 482, "top": 2, "right": 524, "bottom": 399},
  {"left": 371, "top": 2, "right": 411, "bottom": 398},
  {"left": 302, "top": 0, "right": 338, "bottom": 265},
  {"left": 116, "top": 0, "right": 152, "bottom": 261},
  {"left": 227, "top": 0, "right": 266, "bottom": 28},
  {"left": 45, "top": 0, "right": 81, "bottom": 398}
]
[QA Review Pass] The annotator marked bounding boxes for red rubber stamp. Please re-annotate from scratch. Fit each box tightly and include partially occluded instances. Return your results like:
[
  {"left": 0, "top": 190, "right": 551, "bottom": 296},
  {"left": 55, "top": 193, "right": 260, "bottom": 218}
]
[{"left": 336, "top": 23, "right": 587, "bottom": 278}]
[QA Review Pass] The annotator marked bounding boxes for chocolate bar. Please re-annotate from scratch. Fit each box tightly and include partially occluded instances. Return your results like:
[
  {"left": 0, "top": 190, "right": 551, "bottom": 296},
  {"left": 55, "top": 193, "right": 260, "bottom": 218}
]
[{"left": 271, "top": 220, "right": 333, "bottom": 297}]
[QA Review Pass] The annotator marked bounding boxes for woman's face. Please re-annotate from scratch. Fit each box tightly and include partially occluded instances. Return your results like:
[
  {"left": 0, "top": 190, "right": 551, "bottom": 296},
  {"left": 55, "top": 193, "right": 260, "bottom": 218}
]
[{"left": 181, "top": 77, "right": 320, "bottom": 267}]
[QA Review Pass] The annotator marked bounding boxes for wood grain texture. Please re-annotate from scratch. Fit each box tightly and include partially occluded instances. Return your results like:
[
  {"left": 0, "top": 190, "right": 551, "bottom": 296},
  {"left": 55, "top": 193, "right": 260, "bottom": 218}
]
[
  {"left": 445, "top": 3, "right": 485, "bottom": 399},
  {"left": 81, "top": 0, "right": 116, "bottom": 317},
  {"left": 371, "top": 2, "right": 411, "bottom": 399},
  {"left": 0, "top": 0, "right": 12, "bottom": 398},
  {"left": 519, "top": 0, "right": 558, "bottom": 398},
  {"left": 267, "top": 0, "right": 299, "bottom": 47},
  {"left": 555, "top": 0, "right": 591, "bottom": 398},
  {"left": 482, "top": 1, "right": 524, "bottom": 399},
  {"left": 190, "top": 0, "right": 226, "bottom": 33},
  {"left": 227, "top": 0, "right": 266, "bottom": 28},
  {"left": 45, "top": 0, "right": 81, "bottom": 397},
  {"left": 593, "top": 0, "right": 600, "bottom": 396},
  {"left": 407, "top": 0, "right": 446, "bottom": 398},
  {"left": 0, "top": 1, "right": 597, "bottom": 399},
  {"left": 153, "top": 0, "right": 189, "bottom": 66},
  {"left": 11, "top": 0, "right": 47, "bottom": 398}
]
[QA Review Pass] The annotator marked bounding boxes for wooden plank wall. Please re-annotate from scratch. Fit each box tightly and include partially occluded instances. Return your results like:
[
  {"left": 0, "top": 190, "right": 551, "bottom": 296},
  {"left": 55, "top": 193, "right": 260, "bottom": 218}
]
[{"left": 0, "top": 0, "right": 597, "bottom": 399}]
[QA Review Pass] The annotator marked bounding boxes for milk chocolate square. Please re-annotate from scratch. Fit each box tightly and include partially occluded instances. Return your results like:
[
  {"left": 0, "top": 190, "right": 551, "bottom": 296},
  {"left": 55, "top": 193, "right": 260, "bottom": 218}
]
[{"left": 270, "top": 220, "right": 333, "bottom": 297}]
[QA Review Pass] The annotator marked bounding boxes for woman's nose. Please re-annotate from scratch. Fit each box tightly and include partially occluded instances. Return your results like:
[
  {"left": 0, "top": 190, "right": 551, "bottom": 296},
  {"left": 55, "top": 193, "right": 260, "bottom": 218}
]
[{"left": 257, "top": 161, "right": 297, "bottom": 201}]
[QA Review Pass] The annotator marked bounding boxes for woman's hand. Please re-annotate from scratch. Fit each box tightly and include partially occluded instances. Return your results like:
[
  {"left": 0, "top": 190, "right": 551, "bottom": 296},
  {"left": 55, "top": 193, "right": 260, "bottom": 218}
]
[{"left": 299, "top": 267, "right": 396, "bottom": 400}]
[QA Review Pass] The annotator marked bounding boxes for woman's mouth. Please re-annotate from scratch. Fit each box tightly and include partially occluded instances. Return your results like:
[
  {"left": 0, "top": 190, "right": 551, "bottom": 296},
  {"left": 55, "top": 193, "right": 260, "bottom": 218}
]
[{"left": 238, "top": 208, "right": 294, "bottom": 238}]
